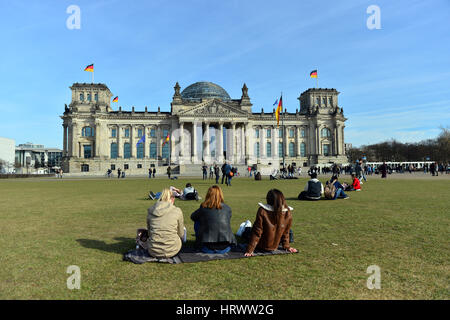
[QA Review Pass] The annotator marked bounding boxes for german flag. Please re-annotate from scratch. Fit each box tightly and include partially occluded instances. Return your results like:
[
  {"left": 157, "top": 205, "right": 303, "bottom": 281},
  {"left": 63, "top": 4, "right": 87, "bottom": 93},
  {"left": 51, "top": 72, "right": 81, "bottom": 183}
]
[
  {"left": 310, "top": 70, "right": 318, "bottom": 78},
  {"left": 162, "top": 133, "right": 170, "bottom": 147},
  {"left": 112, "top": 96, "right": 118, "bottom": 102},
  {"left": 275, "top": 96, "right": 283, "bottom": 127},
  {"left": 84, "top": 64, "right": 94, "bottom": 72}
]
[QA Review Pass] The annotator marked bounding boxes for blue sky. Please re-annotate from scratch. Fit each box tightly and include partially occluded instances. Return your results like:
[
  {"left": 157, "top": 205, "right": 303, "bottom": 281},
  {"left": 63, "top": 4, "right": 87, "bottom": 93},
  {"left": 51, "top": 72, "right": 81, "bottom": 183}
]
[{"left": 0, "top": 0, "right": 449, "bottom": 148}]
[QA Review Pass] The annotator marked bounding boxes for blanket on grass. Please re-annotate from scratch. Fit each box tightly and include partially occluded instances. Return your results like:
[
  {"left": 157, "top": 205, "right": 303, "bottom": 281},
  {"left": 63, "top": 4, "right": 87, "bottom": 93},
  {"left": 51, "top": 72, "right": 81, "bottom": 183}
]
[{"left": 123, "top": 244, "right": 297, "bottom": 264}]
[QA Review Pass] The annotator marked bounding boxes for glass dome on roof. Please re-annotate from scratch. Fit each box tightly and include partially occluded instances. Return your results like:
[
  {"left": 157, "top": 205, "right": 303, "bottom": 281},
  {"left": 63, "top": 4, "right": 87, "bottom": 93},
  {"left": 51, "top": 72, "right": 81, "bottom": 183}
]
[{"left": 181, "top": 82, "right": 231, "bottom": 101}]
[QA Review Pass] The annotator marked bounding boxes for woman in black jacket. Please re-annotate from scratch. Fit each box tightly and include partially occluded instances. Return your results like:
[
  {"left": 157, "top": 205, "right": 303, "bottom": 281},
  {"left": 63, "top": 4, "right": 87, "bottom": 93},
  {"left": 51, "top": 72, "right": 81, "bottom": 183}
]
[{"left": 191, "top": 185, "right": 236, "bottom": 253}]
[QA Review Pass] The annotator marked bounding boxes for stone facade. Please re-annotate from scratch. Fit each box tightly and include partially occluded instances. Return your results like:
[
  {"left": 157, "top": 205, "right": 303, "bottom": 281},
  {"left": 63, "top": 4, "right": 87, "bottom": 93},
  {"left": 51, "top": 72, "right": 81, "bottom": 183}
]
[{"left": 61, "top": 82, "right": 347, "bottom": 174}]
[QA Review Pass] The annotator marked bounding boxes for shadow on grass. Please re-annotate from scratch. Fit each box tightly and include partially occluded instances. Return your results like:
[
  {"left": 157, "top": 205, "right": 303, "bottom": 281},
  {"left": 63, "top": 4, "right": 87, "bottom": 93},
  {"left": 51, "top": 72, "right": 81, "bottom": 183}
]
[{"left": 77, "top": 237, "right": 135, "bottom": 254}]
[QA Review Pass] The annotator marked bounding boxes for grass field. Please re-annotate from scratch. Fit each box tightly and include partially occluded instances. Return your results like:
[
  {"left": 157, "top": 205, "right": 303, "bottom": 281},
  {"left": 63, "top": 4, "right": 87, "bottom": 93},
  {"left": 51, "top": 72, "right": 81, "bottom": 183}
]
[{"left": 0, "top": 175, "right": 449, "bottom": 299}]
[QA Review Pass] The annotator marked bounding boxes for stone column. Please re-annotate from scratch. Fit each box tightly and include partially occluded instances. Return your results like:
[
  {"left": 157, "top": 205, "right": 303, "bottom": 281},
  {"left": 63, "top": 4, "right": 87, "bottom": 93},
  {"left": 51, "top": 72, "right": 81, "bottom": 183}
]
[
  {"left": 179, "top": 122, "right": 184, "bottom": 161},
  {"left": 131, "top": 125, "right": 136, "bottom": 158},
  {"left": 192, "top": 122, "right": 198, "bottom": 164},
  {"left": 273, "top": 125, "right": 278, "bottom": 160},
  {"left": 218, "top": 122, "right": 224, "bottom": 163},
  {"left": 95, "top": 121, "right": 101, "bottom": 158},
  {"left": 341, "top": 125, "right": 345, "bottom": 155},
  {"left": 63, "top": 124, "right": 68, "bottom": 157},
  {"left": 204, "top": 122, "right": 210, "bottom": 162},
  {"left": 284, "top": 126, "right": 289, "bottom": 157},
  {"left": 71, "top": 122, "right": 78, "bottom": 158},
  {"left": 144, "top": 126, "right": 150, "bottom": 158},
  {"left": 260, "top": 126, "right": 265, "bottom": 159},
  {"left": 296, "top": 126, "right": 301, "bottom": 157},
  {"left": 316, "top": 125, "right": 320, "bottom": 155},
  {"left": 170, "top": 121, "right": 177, "bottom": 164},
  {"left": 157, "top": 126, "right": 161, "bottom": 160},
  {"left": 241, "top": 124, "right": 245, "bottom": 164},
  {"left": 246, "top": 123, "right": 253, "bottom": 162},
  {"left": 231, "top": 123, "right": 237, "bottom": 163}
]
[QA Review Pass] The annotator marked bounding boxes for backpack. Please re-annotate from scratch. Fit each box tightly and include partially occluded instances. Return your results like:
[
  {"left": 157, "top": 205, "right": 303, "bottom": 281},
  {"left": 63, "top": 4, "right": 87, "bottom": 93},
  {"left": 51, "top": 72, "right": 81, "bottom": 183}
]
[{"left": 324, "top": 182, "right": 336, "bottom": 200}]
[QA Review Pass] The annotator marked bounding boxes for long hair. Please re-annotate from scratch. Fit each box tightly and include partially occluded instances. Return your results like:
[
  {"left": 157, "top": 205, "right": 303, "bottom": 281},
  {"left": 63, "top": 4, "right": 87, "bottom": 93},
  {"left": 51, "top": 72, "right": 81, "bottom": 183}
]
[
  {"left": 158, "top": 188, "right": 173, "bottom": 202},
  {"left": 201, "top": 185, "right": 224, "bottom": 209},
  {"left": 266, "top": 189, "right": 288, "bottom": 224}
]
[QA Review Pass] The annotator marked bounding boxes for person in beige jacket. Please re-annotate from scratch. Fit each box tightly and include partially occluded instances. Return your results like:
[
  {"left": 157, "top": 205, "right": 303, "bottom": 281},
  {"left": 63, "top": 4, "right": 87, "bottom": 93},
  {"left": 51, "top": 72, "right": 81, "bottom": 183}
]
[{"left": 147, "top": 188, "right": 185, "bottom": 258}]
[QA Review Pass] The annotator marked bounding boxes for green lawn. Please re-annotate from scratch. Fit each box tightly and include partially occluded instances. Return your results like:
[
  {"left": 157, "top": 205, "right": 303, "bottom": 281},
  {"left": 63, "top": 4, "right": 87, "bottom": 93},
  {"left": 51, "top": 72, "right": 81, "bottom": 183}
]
[{"left": 0, "top": 175, "right": 449, "bottom": 299}]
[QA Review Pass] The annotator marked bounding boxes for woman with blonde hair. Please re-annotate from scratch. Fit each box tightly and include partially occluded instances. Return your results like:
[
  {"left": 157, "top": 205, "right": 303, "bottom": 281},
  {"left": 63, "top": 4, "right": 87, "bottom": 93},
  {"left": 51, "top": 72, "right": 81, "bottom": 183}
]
[
  {"left": 191, "top": 185, "right": 236, "bottom": 253},
  {"left": 146, "top": 188, "right": 185, "bottom": 258},
  {"left": 245, "top": 189, "right": 297, "bottom": 256}
]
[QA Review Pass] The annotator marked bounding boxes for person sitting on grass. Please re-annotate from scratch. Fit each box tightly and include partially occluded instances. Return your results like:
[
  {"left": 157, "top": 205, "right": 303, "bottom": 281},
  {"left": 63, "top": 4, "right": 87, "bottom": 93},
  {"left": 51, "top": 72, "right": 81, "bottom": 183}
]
[
  {"left": 245, "top": 189, "right": 298, "bottom": 256},
  {"left": 298, "top": 172, "right": 324, "bottom": 200},
  {"left": 183, "top": 183, "right": 199, "bottom": 200},
  {"left": 146, "top": 188, "right": 185, "bottom": 259},
  {"left": 327, "top": 175, "right": 349, "bottom": 199},
  {"left": 190, "top": 185, "right": 236, "bottom": 253},
  {"left": 344, "top": 174, "right": 361, "bottom": 191}
]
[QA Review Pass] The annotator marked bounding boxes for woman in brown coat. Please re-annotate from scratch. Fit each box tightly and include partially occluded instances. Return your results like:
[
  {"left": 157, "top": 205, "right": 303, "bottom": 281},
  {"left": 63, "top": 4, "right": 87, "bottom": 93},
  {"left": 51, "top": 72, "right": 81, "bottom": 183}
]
[{"left": 245, "top": 189, "right": 298, "bottom": 256}]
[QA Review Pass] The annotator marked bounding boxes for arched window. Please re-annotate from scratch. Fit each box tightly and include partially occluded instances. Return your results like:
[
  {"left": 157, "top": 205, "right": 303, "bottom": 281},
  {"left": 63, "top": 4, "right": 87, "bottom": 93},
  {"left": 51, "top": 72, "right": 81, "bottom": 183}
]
[
  {"left": 279, "top": 142, "right": 283, "bottom": 156},
  {"left": 289, "top": 142, "right": 295, "bottom": 157},
  {"left": 321, "top": 128, "right": 331, "bottom": 138},
  {"left": 110, "top": 143, "right": 118, "bottom": 159},
  {"left": 137, "top": 143, "right": 144, "bottom": 159},
  {"left": 87, "top": 93, "right": 91, "bottom": 102},
  {"left": 300, "top": 143, "right": 306, "bottom": 157},
  {"left": 82, "top": 127, "right": 95, "bottom": 137},
  {"left": 150, "top": 143, "right": 157, "bottom": 159},
  {"left": 255, "top": 142, "right": 260, "bottom": 158},
  {"left": 266, "top": 142, "right": 272, "bottom": 157},
  {"left": 80, "top": 93, "right": 84, "bottom": 101},
  {"left": 94, "top": 93, "right": 98, "bottom": 102},
  {"left": 124, "top": 143, "right": 131, "bottom": 159}
]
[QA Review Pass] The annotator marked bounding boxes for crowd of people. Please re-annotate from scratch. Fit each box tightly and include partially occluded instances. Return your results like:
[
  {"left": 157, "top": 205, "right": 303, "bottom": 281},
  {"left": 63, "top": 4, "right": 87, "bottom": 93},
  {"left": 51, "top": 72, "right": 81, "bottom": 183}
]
[{"left": 201, "top": 162, "right": 237, "bottom": 186}]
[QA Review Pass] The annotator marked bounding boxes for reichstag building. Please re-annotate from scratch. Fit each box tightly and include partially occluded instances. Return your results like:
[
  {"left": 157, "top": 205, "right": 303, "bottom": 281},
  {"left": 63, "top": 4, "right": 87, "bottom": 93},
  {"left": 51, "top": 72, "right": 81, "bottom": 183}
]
[{"left": 61, "top": 81, "right": 347, "bottom": 174}]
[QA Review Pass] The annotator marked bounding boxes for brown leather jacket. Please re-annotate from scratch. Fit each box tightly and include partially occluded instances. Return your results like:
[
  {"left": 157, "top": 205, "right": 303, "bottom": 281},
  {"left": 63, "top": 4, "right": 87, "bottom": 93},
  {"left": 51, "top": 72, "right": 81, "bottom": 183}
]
[{"left": 246, "top": 204, "right": 293, "bottom": 253}]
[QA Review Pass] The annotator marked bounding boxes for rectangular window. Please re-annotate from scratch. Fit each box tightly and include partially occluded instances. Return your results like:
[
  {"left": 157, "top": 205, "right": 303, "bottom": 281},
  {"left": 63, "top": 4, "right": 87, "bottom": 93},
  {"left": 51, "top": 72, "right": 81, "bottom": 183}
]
[
  {"left": 94, "top": 93, "right": 98, "bottom": 102},
  {"left": 267, "top": 129, "right": 271, "bottom": 138},
  {"left": 137, "top": 164, "right": 142, "bottom": 169},
  {"left": 301, "top": 129, "right": 306, "bottom": 137},
  {"left": 289, "top": 128, "right": 295, "bottom": 138},
  {"left": 83, "top": 145, "right": 92, "bottom": 159},
  {"left": 279, "top": 142, "right": 283, "bottom": 156},
  {"left": 80, "top": 93, "right": 84, "bottom": 101},
  {"left": 111, "top": 129, "right": 117, "bottom": 138},
  {"left": 323, "top": 97, "right": 327, "bottom": 105},
  {"left": 125, "top": 128, "right": 130, "bottom": 138},
  {"left": 163, "top": 129, "right": 169, "bottom": 137},
  {"left": 329, "top": 97, "right": 333, "bottom": 106},
  {"left": 255, "top": 129, "right": 260, "bottom": 138},
  {"left": 111, "top": 164, "right": 115, "bottom": 170},
  {"left": 124, "top": 164, "right": 129, "bottom": 170},
  {"left": 266, "top": 142, "right": 272, "bottom": 157},
  {"left": 279, "top": 128, "right": 283, "bottom": 137},
  {"left": 255, "top": 142, "right": 260, "bottom": 158},
  {"left": 124, "top": 143, "right": 131, "bottom": 159},
  {"left": 87, "top": 94, "right": 91, "bottom": 102},
  {"left": 110, "top": 143, "right": 118, "bottom": 159},
  {"left": 150, "top": 143, "right": 157, "bottom": 159},
  {"left": 81, "top": 164, "right": 89, "bottom": 172},
  {"left": 138, "top": 129, "right": 143, "bottom": 137},
  {"left": 137, "top": 143, "right": 144, "bottom": 159},
  {"left": 150, "top": 129, "right": 156, "bottom": 137},
  {"left": 323, "top": 144, "right": 330, "bottom": 156}
]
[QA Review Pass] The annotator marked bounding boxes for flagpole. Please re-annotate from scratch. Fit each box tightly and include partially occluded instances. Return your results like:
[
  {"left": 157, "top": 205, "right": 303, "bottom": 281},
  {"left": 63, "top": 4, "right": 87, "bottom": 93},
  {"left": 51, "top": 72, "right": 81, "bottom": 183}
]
[{"left": 316, "top": 67, "right": 318, "bottom": 88}]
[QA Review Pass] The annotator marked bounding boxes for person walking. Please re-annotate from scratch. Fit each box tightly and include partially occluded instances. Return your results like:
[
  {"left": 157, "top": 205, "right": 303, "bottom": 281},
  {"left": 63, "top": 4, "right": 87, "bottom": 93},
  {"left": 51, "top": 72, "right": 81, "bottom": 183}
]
[
  {"left": 117, "top": 168, "right": 121, "bottom": 179},
  {"left": 152, "top": 168, "right": 156, "bottom": 178},
  {"left": 202, "top": 164, "right": 208, "bottom": 180},
  {"left": 167, "top": 166, "right": 171, "bottom": 179},
  {"left": 214, "top": 165, "right": 220, "bottom": 184},
  {"left": 148, "top": 168, "right": 152, "bottom": 179}
]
